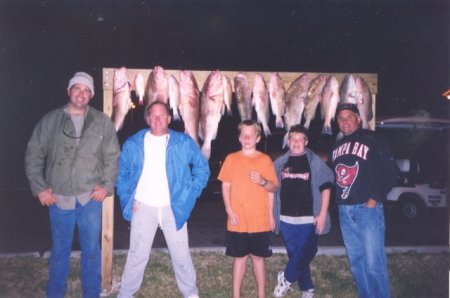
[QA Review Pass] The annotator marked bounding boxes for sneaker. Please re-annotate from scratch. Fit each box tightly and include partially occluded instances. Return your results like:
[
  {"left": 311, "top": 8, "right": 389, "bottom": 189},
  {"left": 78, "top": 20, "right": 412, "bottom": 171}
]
[
  {"left": 187, "top": 295, "right": 199, "bottom": 298},
  {"left": 302, "top": 289, "right": 315, "bottom": 298},
  {"left": 273, "top": 271, "right": 293, "bottom": 297}
]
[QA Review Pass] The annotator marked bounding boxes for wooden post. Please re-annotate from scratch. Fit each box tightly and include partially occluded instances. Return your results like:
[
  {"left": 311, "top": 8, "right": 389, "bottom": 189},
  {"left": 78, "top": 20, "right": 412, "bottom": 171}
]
[{"left": 101, "top": 88, "right": 114, "bottom": 292}]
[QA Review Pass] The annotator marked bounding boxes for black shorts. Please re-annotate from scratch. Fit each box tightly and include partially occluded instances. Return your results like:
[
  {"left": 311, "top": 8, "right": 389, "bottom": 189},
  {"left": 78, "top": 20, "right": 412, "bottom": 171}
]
[{"left": 225, "top": 231, "right": 273, "bottom": 258}]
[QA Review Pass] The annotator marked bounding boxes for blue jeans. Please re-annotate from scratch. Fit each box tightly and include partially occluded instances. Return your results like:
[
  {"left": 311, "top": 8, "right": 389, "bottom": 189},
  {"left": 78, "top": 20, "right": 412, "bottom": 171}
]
[
  {"left": 339, "top": 203, "right": 390, "bottom": 298},
  {"left": 280, "top": 221, "right": 318, "bottom": 291},
  {"left": 47, "top": 199, "right": 102, "bottom": 298}
]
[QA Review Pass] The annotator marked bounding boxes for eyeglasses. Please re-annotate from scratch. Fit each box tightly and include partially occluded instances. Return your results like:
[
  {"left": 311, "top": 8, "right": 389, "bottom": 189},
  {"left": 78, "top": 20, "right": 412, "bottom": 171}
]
[{"left": 62, "top": 115, "right": 85, "bottom": 139}]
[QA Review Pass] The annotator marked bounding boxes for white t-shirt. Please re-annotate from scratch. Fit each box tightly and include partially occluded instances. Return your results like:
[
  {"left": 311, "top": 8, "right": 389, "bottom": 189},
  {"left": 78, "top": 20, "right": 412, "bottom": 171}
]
[{"left": 135, "top": 132, "right": 170, "bottom": 207}]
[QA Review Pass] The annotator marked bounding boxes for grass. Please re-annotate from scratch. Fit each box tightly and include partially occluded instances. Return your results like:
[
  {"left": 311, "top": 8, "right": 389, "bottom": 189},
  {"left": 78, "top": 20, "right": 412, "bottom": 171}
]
[{"left": 0, "top": 251, "right": 448, "bottom": 297}]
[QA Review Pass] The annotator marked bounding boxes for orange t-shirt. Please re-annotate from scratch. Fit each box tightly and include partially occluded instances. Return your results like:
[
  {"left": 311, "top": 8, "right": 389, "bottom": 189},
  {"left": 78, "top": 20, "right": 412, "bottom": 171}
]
[{"left": 218, "top": 151, "right": 278, "bottom": 233}]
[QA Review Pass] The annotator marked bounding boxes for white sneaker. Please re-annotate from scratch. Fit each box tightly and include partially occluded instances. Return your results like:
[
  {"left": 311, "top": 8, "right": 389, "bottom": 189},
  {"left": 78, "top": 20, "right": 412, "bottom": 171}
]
[
  {"left": 273, "top": 271, "right": 293, "bottom": 297},
  {"left": 302, "top": 289, "right": 315, "bottom": 298},
  {"left": 187, "top": 295, "right": 199, "bottom": 298}
]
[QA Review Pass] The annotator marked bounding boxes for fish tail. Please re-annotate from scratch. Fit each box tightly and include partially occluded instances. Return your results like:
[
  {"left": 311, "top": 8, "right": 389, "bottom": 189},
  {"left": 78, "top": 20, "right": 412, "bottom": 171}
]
[
  {"left": 304, "top": 119, "right": 311, "bottom": 130},
  {"left": 321, "top": 124, "right": 332, "bottom": 135},
  {"left": 263, "top": 123, "right": 271, "bottom": 137},
  {"left": 172, "top": 108, "right": 180, "bottom": 121},
  {"left": 201, "top": 144, "right": 211, "bottom": 161},
  {"left": 275, "top": 116, "right": 284, "bottom": 129}
]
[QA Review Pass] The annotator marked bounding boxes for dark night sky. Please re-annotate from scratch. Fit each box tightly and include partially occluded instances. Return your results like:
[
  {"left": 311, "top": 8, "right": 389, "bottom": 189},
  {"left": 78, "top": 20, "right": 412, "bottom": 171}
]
[{"left": 0, "top": 0, "right": 449, "bottom": 191}]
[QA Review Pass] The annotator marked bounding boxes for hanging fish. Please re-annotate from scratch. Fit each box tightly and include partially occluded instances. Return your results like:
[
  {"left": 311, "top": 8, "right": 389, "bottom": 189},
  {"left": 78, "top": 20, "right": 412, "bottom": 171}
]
[
  {"left": 112, "top": 67, "right": 132, "bottom": 132},
  {"left": 199, "top": 70, "right": 224, "bottom": 160},
  {"left": 179, "top": 70, "right": 200, "bottom": 145},
  {"left": 303, "top": 74, "right": 326, "bottom": 130},
  {"left": 234, "top": 73, "right": 252, "bottom": 121},
  {"left": 253, "top": 73, "right": 271, "bottom": 137},
  {"left": 269, "top": 72, "right": 286, "bottom": 129}
]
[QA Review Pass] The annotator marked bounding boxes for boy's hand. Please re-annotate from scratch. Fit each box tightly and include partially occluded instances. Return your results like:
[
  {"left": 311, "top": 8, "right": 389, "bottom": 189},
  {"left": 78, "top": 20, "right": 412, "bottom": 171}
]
[
  {"left": 227, "top": 210, "right": 240, "bottom": 226},
  {"left": 314, "top": 213, "right": 326, "bottom": 234},
  {"left": 269, "top": 214, "right": 275, "bottom": 232},
  {"left": 249, "top": 171, "right": 264, "bottom": 185}
]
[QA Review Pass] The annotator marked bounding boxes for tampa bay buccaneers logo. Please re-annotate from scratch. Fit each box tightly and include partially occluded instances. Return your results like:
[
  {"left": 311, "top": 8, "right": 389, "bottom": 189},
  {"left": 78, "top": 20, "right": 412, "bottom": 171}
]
[{"left": 335, "top": 162, "right": 359, "bottom": 199}]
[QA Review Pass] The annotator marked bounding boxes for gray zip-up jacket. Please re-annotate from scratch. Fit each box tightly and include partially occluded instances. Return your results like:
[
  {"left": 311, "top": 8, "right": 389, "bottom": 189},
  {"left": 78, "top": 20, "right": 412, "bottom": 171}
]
[
  {"left": 25, "top": 105, "right": 120, "bottom": 197},
  {"left": 273, "top": 148, "right": 334, "bottom": 235}
]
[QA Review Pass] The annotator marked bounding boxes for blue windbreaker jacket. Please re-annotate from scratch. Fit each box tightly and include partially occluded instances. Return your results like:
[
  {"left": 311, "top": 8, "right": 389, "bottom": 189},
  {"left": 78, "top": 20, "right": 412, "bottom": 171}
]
[{"left": 116, "top": 129, "right": 210, "bottom": 230}]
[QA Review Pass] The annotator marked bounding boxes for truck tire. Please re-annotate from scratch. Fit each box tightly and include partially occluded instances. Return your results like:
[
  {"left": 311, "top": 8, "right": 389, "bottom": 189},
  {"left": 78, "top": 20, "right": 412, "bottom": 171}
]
[{"left": 395, "top": 194, "right": 427, "bottom": 223}]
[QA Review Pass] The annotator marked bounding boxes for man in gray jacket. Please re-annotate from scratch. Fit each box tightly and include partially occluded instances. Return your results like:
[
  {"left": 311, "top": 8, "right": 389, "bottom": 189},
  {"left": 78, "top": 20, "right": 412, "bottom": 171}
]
[{"left": 25, "top": 72, "right": 120, "bottom": 298}]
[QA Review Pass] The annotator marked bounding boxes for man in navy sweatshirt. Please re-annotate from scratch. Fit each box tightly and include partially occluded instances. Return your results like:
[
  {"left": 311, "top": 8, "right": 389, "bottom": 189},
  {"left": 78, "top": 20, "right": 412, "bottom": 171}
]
[{"left": 328, "top": 103, "right": 397, "bottom": 298}]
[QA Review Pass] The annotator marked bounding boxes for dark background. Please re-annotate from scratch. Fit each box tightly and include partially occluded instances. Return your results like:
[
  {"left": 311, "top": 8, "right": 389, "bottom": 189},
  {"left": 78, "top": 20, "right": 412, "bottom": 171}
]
[
  {"left": 1, "top": 0, "right": 449, "bottom": 191},
  {"left": 0, "top": 1, "right": 449, "bottom": 253}
]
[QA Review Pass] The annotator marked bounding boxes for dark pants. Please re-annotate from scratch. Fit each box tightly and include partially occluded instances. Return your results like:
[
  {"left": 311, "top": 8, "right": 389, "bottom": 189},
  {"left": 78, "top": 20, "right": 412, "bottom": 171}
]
[{"left": 280, "top": 222, "right": 318, "bottom": 291}]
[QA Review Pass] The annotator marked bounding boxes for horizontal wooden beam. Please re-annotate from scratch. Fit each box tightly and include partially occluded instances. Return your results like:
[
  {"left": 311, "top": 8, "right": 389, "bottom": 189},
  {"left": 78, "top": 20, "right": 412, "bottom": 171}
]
[{"left": 102, "top": 68, "right": 378, "bottom": 94}]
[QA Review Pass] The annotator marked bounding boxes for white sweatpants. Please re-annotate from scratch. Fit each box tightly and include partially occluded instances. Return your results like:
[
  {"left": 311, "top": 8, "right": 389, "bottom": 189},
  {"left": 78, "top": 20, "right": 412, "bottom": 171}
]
[{"left": 117, "top": 202, "right": 198, "bottom": 298}]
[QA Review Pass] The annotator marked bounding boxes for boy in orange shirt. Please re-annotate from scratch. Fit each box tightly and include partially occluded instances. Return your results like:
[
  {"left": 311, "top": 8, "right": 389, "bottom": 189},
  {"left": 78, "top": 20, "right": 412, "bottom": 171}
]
[{"left": 218, "top": 120, "right": 278, "bottom": 298}]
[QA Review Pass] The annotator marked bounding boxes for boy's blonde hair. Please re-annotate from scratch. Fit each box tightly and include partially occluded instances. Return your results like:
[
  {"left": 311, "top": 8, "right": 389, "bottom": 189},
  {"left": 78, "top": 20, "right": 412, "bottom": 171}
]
[{"left": 238, "top": 120, "right": 262, "bottom": 136}]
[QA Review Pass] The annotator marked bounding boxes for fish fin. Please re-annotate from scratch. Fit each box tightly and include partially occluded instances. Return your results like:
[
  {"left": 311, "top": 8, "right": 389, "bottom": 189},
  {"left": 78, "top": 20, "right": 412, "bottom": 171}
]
[
  {"left": 198, "top": 126, "right": 204, "bottom": 140},
  {"left": 358, "top": 97, "right": 364, "bottom": 105},
  {"left": 189, "top": 98, "right": 199, "bottom": 109},
  {"left": 282, "top": 133, "right": 288, "bottom": 148}
]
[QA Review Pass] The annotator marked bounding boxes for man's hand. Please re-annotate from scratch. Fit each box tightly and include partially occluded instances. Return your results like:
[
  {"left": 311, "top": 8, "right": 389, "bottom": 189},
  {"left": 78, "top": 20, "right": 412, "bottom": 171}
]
[
  {"left": 38, "top": 188, "right": 56, "bottom": 206},
  {"left": 91, "top": 185, "right": 108, "bottom": 202},
  {"left": 314, "top": 213, "right": 326, "bottom": 234},
  {"left": 365, "top": 198, "right": 378, "bottom": 208}
]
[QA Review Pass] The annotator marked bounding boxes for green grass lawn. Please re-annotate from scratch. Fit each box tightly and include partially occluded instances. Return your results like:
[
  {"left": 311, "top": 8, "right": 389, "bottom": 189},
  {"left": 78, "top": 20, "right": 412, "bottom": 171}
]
[{"left": 0, "top": 251, "right": 448, "bottom": 297}]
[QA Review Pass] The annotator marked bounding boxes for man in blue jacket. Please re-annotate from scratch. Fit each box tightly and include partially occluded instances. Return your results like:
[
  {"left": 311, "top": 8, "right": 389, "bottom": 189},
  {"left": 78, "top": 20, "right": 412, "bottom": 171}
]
[{"left": 116, "top": 101, "right": 210, "bottom": 298}]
